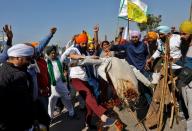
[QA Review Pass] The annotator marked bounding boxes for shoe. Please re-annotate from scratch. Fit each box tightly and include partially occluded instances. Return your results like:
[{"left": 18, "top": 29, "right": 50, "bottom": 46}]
[{"left": 103, "top": 118, "right": 117, "bottom": 128}]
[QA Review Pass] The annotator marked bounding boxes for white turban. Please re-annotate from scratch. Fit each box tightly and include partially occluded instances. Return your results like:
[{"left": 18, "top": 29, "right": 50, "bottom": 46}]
[{"left": 8, "top": 43, "right": 34, "bottom": 57}]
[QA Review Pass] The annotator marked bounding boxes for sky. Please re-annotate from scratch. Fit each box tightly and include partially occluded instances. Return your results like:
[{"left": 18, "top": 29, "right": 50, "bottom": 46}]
[{"left": 0, "top": 0, "right": 191, "bottom": 46}]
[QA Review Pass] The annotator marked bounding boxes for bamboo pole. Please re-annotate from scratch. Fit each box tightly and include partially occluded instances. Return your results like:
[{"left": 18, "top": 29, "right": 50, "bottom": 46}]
[
  {"left": 128, "top": 19, "right": 130, "bottom": 40},
  {"left": 189, "top": 0, "right": 192, "bottom": 21},
  {"left": 157, "top": 37, "right": 170, "bottom": 131}
]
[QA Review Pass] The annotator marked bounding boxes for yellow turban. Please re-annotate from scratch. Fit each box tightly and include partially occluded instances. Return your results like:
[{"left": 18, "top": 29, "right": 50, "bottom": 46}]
[
  {"left": 87, "top": 43, "right": 95, "bottom": 50},
  {"left": 180, "top": 20, "right": 192, "bottom": 34},
  {"left": 147, "top": 32, "right": 158, "bottom": 41}
]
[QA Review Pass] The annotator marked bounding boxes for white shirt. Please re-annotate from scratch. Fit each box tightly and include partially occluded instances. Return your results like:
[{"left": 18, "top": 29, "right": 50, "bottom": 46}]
[
  {"left": 51, "top": 60, "right": 68, "bottom": 95},
  {"left": 152, "top": 34, "right": 182, "bottom": 69},
  {"left": 62, "top": 47, "right": 88, "bottom": 81}
]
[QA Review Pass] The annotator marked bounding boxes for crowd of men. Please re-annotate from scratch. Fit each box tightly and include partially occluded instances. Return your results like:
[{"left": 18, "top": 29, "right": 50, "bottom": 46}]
[{"left": 0, "top": 20, "right": 192, "bottom": 131}]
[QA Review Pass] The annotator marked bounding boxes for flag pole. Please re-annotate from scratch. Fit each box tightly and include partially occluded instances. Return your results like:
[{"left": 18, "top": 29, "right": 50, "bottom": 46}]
[
  {"left": 127, "top": 0, "right": 130, "bottom": 40},
  {"left": 128, "top": 19, "right": 130, "bottom": 40},
  {"left": 190, "top": 0, "right": 192, "bottom": 21}
]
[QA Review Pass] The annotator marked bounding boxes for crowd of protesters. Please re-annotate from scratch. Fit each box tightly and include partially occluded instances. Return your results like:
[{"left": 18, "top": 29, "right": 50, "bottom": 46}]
[{"left": 1, "top": 19, "right": 192, "bottom": 131}]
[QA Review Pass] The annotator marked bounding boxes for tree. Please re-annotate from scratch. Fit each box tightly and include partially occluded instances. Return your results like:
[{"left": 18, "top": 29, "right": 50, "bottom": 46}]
[{"left": 137, "top": 14, "right": 162, "bottom": 32}]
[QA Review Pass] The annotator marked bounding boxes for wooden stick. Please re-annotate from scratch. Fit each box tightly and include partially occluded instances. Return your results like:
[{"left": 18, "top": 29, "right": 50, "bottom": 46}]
[
  {"left": 158, "top": 38, "right": 170, "bottom": 131},
  {"left": 169, "top": 105, "right": 174, "bottom": 128}
]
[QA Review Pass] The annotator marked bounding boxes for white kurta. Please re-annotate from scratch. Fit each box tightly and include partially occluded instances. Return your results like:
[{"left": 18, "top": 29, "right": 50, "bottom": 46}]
[
  {"left": 48, "top": 59, "right": 74, "bottom": 118},
  {"left": 152, "top": 34, "right": 182, "bottom": 69}
]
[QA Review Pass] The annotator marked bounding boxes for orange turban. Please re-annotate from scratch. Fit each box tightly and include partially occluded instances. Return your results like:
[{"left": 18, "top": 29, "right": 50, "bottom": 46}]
[
  {"left": 147, "top": 32, "right": 158, "bottom": 41},
  {"left": 75, "top": 33, "right": 88, "bottom": 44},
  {"left": 31, "top": 42, "right": 39, "bottom": 47}
]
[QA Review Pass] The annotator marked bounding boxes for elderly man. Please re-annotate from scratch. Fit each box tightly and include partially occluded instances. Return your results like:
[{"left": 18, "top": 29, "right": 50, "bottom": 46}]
[{"left": 0, "top": 44, "right": 34, "bottom": 131}]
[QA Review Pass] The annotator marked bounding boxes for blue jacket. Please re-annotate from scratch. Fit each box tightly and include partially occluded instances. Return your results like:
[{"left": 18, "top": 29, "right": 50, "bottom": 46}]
[
  {"left": 184, "top": 57, "right": 192, "bottom": 69},
  {"left": 34, "top": 33, "right": 53, "bottom": 57},
  {"left": 111, "top": 41, "right": 148, "bottom": 71}
]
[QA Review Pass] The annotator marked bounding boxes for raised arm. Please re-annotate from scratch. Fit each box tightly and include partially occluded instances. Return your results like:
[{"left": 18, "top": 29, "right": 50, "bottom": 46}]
[
  {"left": 0, "top": 25, "right": 13, "bottom": 63},
  {"left": 116, "top": 27, "right": 124, "bottom": 44},
  {"left": 34, "top": 27, "right": 57, "bottom": 56},
  {"left": 93, "top": 25, "right": 99, "bottom": 45},
  {"left": 93, "top": 25, "right": 100, "bottom": 55}
]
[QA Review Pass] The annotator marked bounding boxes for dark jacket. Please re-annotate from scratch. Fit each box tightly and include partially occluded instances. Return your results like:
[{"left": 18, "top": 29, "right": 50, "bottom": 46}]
[
  {"left": 0, "top": 62, "right": 34, "bottom": 131},
  {"left": 111, "top": 41, "right": 148, "bottom": 72}
]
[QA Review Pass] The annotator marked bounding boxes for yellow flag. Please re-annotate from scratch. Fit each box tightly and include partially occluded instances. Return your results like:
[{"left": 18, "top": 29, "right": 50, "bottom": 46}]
[{"left": 127, "top": 0, "right": 147, "bottom": 23}]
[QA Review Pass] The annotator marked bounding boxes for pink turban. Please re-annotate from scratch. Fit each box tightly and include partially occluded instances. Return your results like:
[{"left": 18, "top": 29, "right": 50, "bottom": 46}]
[{"left": 130, "top": 30, "right": 141, "bottom": 39}]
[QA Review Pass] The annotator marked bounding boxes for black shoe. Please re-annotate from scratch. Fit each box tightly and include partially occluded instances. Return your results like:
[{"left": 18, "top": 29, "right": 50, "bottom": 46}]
[{"left": 103, "top": 118, "right": 117, "bottom": 128}]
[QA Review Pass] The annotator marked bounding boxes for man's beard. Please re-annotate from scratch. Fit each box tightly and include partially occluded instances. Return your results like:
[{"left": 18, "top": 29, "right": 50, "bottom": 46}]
[
  {"left": 80, "top": 46, "right": 87, "bottom": 54},
  {"left": 181, "top": 37, "right": 191, "bottom": 44},
  {"left": 160, "top": 37, "right": 166, "bottom": 43},
  {"left": 180, "top": 38, "right": 191, "bottom": 58}
]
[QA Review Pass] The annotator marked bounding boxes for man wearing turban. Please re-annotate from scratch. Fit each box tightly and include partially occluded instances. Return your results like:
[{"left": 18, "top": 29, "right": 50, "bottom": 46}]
[
  {"left": 110, "top": 30, "right": 152, "bottom": 104},
  {"left": 147, "top": 31, "right": 158, "bottom": 42},
  {"left": 146, "top": 25, "right": 182, "bottom": 71},
  {"left": 46, "top": 45, "right": 76, "bottom": 120},
  {"left": 75, "top": 32, "right": 88, "bottom": 45},
  {"left": 146, "top": 31, "right": 159, "bottom": 58},
  {"left": 63, "top": 29, "right": 117, "bottom": 128},
  {"left": 178, "top": 20, "right": 192, "bottom": 128},
  {"left": 111, "top": 30, "right": 148, "bottom": 73},
  {"left": 0, "top": 43, "right": 35, "bottom": 131}
]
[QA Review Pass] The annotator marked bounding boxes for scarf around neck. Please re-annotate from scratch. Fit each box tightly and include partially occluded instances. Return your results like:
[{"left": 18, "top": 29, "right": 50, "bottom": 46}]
[{"left": 47, "top": 58, "right": 66, "bottom": 86}]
